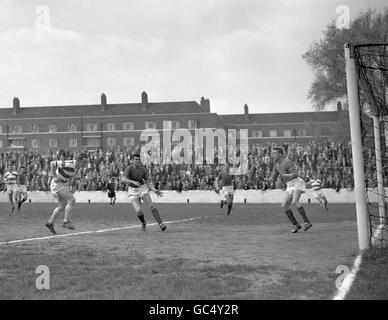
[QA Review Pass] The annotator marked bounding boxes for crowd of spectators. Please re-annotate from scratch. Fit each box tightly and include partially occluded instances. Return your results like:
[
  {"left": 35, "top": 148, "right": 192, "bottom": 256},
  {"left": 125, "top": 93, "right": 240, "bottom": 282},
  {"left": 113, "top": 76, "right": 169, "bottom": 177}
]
[{"left": 0, "top": 140, "right": 387, "bottom": 193}]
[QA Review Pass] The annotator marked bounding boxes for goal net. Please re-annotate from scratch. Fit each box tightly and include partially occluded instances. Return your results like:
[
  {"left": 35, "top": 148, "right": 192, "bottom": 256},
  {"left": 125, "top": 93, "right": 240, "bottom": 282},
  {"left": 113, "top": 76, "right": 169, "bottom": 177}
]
[{"left": 346, "top": 43, "right": 388, "bottom": 249}]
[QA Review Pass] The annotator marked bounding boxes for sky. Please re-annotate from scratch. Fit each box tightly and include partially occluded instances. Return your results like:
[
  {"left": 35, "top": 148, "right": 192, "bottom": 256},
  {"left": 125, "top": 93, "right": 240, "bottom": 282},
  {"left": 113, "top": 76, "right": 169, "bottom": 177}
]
[{"left": 0, "top": 0, "right": 386, "bottom": 115}]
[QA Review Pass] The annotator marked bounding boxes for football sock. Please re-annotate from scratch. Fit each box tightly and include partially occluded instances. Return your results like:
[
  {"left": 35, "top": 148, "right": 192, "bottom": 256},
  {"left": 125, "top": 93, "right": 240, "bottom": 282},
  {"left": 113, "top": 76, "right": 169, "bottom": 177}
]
[
  {"left": 285, "top": 209, "right": 298, "bottom": 225},
  {"left": 151, "top": 207, "right": 162, "bottom": 224},
  {"left": 137, "top": 211, "right": 146, "bottom": 224},
  {"left": 297, "top": 206, "right": 309, "bottom": 223},
  {"left": 227, "top": 203, "right": 232, "bottom": 215}
]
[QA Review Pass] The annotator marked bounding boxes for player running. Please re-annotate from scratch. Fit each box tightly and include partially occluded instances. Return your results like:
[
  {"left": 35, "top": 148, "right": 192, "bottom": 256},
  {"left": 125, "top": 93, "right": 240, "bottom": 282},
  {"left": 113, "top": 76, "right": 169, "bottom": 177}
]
[
  {"left": 15, "top": 165, "right": 28, "bottom": 212},
  {"left": 309, "top": 174, "right": 328, "bottom": 210},
  {"left": 4, "top": 164, "right": 18, "bottom": 215},
  {"left": 121, "top": 153, "right": 166, "bottom": 232},
  {"left": 45, "top": 150, "right": 86, "bottom": 235},
  {"left": 215, "top": 164, "right": 234, "bottom": 215},
  {"left": 271, "top": 146, "right": 313, "bottom": 233},
  {"left": 107, "top": 177, "right": 117, "bottom": 206}
]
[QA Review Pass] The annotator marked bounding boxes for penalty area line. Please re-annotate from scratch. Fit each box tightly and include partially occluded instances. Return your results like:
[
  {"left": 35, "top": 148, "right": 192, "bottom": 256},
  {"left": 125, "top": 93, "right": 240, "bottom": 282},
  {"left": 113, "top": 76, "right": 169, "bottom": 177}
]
[
  {"left": 0, "top": 216, "right": 214, "bottom": 246},
  {"left": 332, "top": 224, "right": 384, "bottom": 300}
]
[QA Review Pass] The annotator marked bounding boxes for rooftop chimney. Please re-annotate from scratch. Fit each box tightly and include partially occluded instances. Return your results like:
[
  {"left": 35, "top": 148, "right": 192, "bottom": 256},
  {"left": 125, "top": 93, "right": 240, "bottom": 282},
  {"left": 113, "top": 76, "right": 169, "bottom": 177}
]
[
  {"left": 244, "top": 104, "right": 249, "bottom": 120},
  {"left": 13, "top": 97, "right": 20, "bottom": 114},
  {"left": 142, "top": 91, "right": 148, "bottom": 111},
  {"left": 200, "top": 97, "right": 210, "bottom": 112},
  {"left": 101, "top": 93, "right": 107, "bottom": 106},
  {"left": 101, "top": 93, "right": 107, "bottom": 112}
]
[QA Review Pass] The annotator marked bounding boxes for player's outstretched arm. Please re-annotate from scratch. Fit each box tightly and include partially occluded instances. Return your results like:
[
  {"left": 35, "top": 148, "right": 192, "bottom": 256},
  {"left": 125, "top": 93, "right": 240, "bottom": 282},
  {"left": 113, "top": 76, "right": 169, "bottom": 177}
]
[{"left": 144, "top": 179, "right": 164, "bottom": 197}]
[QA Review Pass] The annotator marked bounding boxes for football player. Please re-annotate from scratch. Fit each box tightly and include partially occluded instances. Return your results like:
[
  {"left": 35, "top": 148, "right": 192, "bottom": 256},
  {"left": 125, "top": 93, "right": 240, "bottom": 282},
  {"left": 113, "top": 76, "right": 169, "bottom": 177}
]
[
  {"left": 121, "top": 153, "right": 166, "bottom": 232},
  {"left": 215, "top": 164, "right": 234, "bottom": 215},
  {"left": 4, "top": 163, "right": 18, "bottom": 215},
  {"left": 270, "top": 146, "right": 313, "bottom": 233},
  {"left": 107, "top": 177, "right": 117, "bottom": 206},
  {"left": 309, "top": 174, "right": 328, "bottom": 210},
  {"left": 15, "top": 165, "right": 28, "bottom": 212},
  {"left": 45, "top": 150, "right": 86, "bottom": 234}
]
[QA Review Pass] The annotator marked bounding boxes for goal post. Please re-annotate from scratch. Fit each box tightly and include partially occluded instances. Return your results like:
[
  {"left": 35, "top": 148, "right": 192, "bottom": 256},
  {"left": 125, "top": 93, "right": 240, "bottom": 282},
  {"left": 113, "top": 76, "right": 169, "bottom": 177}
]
[
  {"left": 344, "top": 43, "right": 370, "bottom": 250},
  {"left": 345, "top": 43, "right": 388, "bottom": 250}
]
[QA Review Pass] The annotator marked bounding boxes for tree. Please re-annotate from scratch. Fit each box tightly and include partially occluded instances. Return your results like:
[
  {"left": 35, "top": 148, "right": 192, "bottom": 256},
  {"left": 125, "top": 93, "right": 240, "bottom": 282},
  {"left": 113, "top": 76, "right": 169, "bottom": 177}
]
[{"left": 303, "top": 8, "right": 388, "bottom": 110}]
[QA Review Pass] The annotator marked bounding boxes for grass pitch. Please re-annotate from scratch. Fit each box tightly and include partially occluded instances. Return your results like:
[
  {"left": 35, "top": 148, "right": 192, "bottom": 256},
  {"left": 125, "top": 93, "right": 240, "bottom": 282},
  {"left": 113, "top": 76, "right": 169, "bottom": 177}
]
[{"left": 0, "top": 202, "right": 363, "bottom": 299}]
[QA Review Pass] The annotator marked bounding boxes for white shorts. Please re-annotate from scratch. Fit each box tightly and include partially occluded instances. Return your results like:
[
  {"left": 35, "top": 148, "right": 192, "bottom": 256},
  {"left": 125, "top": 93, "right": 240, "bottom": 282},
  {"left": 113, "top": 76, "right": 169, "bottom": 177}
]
[
  {"left": 222, "top": 185, "right": 234, "bottom": 195},
  {"left": 286, "top": 178, "right": 306, "bottom": 194},
  {"left": 311, "top": 189, "right": 325, "bottom": 199},
  {"left": 50, "top": 178, "right": 68, "bottom": 194},
  {"left": 6, "top": 184, "right": 18, "bottom": 194},
  {"left": 128, "top": 184, "right": 150, "bottom": 201},
  {"left": 18, "top": 185, "right": 27, "bottom": 193}
]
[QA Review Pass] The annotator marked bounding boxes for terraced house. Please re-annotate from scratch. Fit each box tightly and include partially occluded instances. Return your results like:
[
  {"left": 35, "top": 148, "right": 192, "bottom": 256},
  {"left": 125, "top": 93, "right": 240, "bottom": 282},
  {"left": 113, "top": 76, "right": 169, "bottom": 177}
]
[{"left": 0, "top": 92, "right": 349, "bottom": 153}]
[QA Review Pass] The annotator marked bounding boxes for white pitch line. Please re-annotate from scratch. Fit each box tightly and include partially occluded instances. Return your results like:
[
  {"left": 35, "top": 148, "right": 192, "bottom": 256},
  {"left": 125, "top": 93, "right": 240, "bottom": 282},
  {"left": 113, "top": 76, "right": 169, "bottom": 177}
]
[
  {"left": 0, "top": 216, "right": 208, "bottom": 246},
  {"left": 332, "top": 224, "right": 384, "bottom": 300}
]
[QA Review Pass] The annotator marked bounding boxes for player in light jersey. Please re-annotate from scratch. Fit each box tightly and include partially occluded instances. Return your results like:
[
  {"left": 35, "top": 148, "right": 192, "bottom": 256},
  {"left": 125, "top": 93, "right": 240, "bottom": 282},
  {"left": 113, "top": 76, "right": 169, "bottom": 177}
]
[
  {"left": 121, "top": 153, "right": 166, "bottom": 232},
  {"left": 45, "top": 150, "right": 86, "bottom": 234},
  {"left": 270, "top": 146, "right": 313, "bottom": 233},
  {"left": 15, "top": 165, "right": 28, "bottom": 212},
  {"left": 4, "top": 164, "right": 18, "bottom": 215},
  {"left": 215, "top": 164, "right": 234, "bottom": 215},
  {"left": 309, "top": 175, "right": 328, "bottom": 210}
]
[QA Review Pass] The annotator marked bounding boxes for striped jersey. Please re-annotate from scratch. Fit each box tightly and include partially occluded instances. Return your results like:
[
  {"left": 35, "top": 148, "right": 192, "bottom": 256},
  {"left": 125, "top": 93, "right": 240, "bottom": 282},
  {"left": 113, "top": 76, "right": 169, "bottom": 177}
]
[
  {"left": 310, "top": 179, "right": 322, "bottom": 190},
  {"left": 4, "top": 171, "right": 18, "bottom": 185},
  {"left": 50, "top": 160, "right": 77, "bottom": 182}
]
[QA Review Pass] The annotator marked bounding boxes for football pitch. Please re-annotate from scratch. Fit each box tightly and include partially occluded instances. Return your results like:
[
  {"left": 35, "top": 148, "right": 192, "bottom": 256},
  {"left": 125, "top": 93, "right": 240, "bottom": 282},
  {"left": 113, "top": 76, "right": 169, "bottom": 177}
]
[{"left": 0, "top": 202, "right": 360, "bottom": 300}]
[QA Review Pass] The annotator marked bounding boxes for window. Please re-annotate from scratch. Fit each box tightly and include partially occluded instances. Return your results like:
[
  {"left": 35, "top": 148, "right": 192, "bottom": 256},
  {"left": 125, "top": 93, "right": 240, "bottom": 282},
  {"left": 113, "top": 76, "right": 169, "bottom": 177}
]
[
  {"left": 31, "top": 139, "right": 39, "bottom": 148},
  {"left": 320, "top": 127, "right": 331, "bottom": 136},
  {"left": 49, "top": 124, "right": 57, "bottom": 133},
  {"left": 49, "top": 138, "right": 57, "bottom": 148},
  {"left": 0, "top": 126, "right": 2, "bottom": 133},
  {"left": 283, "top": 129, "right": 292, "bottom": 137},
  {"left": 0, "top": 140, "right": 2, "bottom": 149},
  {"left": 123, "top": 122, "right": 134, "bottom": 130},
  {"left": 107, "top": 137, "right": 116, "bottom": 147},
  {"left": 123, "top": 137, "right": 135, "bottom": 147},
  {"left": 69, "top": 138, "right": 78, "bottom": 148},
  {"left": 171, "top": 121, "right": 180, "bottom": 129},
  {"left": 252, "top": 130, "right": 262, "bottom": 138},
  {"left": 87, "top": 138, "right": 100, "bottom": 147},
  {"left": 297, "top": 128, "right": 307, "bottom": 136},
  {"left": 269, "top": 130, "right": 277, "bottom": 137},
  {"left": 107, "top": 123, "right": 116, "bottom": 131},
  {"left": 188, "top": 120, "right": 197, "bottom": 129},
  {"left": 145, "top": 121, "right": 156, "bottom": 129},
  {"left": 32, "top": 124, "right": 40, "bottom": 133},
  {"left": 68, "top": 123, "right": 77, "bottom": 132},
  {"left": 86, "top": 123, "right": 98, "bottom": 132},
  {"left": 10, "top": 139, "right": 23, "bottom": 147},
  {"left": 12, "top": 125, "right": 22, "bottom": 133}
]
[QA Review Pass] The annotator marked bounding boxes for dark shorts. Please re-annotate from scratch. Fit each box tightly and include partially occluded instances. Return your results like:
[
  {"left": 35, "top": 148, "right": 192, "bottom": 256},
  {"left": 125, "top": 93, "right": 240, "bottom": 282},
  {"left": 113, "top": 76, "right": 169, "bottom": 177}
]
[{"left": 108, "top": 192, "right": 116, "bottom": 198}]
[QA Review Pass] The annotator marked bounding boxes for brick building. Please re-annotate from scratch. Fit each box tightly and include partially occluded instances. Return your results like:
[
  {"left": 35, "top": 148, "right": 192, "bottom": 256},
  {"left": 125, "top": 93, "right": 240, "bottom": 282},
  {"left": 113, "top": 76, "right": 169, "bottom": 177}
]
[{"left": 0, "top": 92, "right": 349, "bottom": 153}]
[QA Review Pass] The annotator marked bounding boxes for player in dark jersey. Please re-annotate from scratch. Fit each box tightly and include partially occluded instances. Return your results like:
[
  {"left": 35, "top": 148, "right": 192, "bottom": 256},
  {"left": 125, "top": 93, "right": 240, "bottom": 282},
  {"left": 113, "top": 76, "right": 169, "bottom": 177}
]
[
  {"left": 107, "top": 177, "right": 116, "bottom": 206},
  {"left": 270, "top": 146, "right": 312, "bottom": 233},
  {"left": 121, "top": 153, "right": 166, "bottom": 232},
  {"left": 15, "top": 165, "right": 28, "bottom": 212},
  {"left": 215, "top": 164, "right": 234, "bottom": 215}
]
